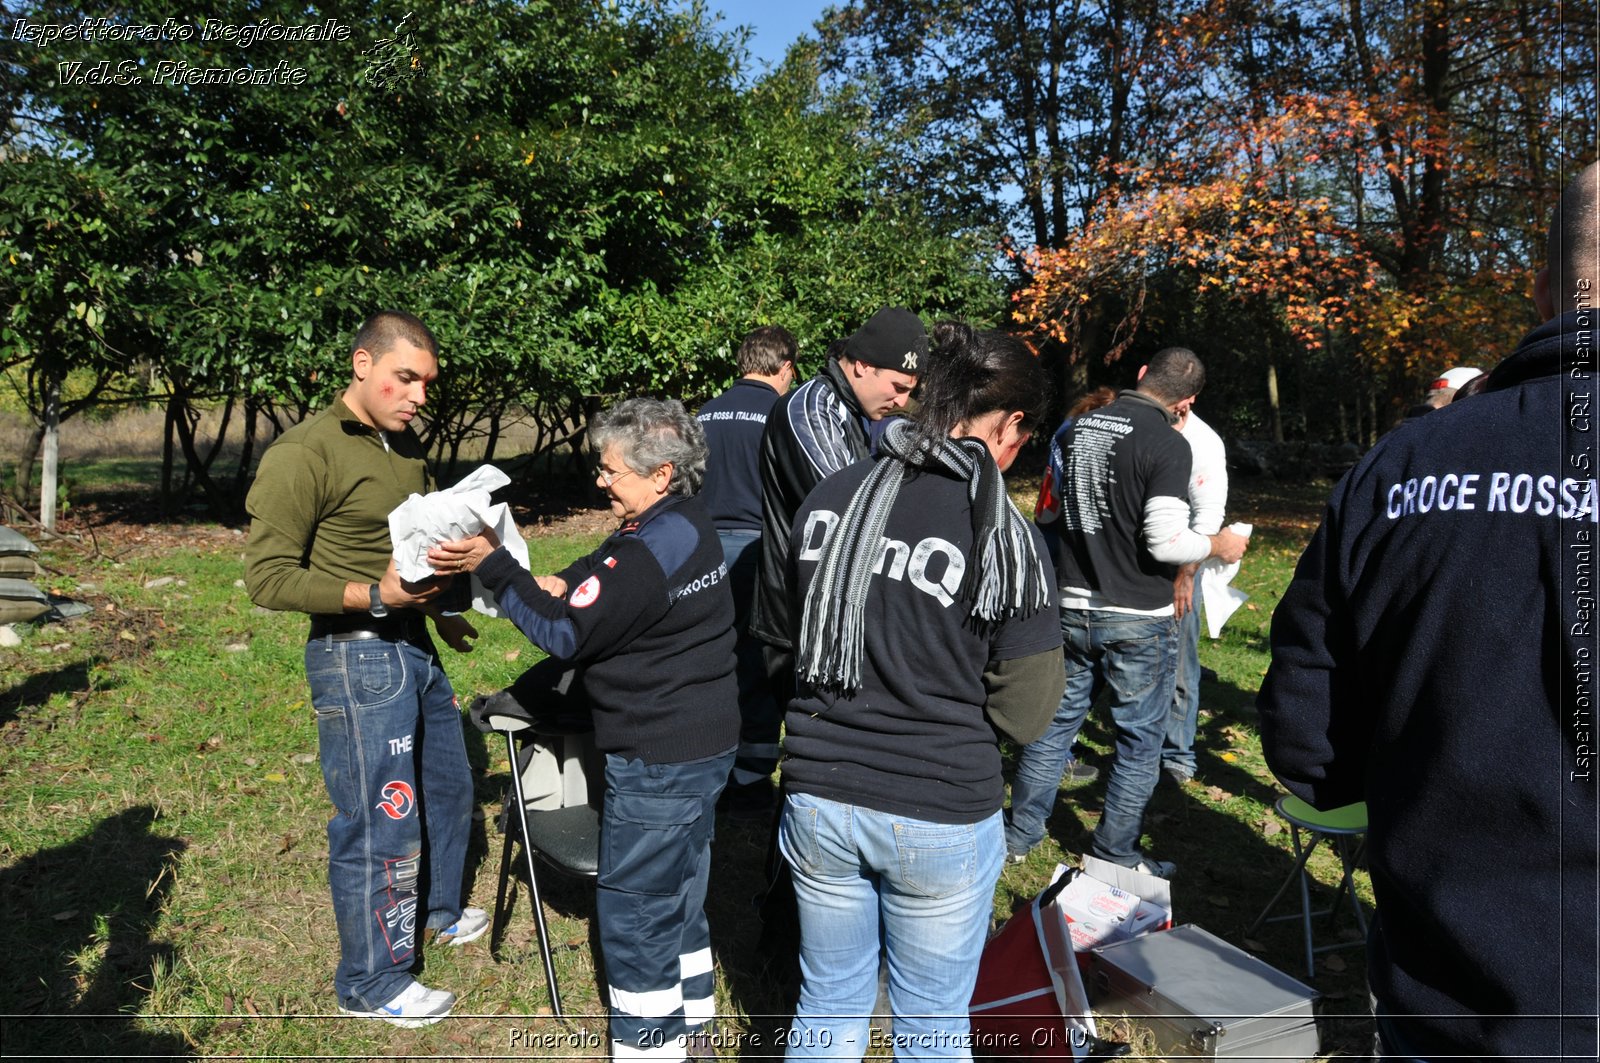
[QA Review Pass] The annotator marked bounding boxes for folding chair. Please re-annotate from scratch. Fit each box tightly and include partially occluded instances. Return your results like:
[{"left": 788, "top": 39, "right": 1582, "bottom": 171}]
[
  {"left": 469, "top": 661, "right": 601, "bottom": 1018},
  {"left": 1247, "top": 795, "right": 1369, "bottom": 979}
]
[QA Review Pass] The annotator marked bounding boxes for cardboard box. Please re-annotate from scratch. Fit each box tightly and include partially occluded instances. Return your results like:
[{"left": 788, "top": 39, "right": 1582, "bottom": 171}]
[{"left": 1053, "top": 857, "right": 1174, "bottom": 955}]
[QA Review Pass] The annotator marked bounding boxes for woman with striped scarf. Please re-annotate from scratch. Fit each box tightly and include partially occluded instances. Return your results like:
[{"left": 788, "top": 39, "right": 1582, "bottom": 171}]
[{"left": 777, "top": 322, "right": 1066, "bottom": 1060}]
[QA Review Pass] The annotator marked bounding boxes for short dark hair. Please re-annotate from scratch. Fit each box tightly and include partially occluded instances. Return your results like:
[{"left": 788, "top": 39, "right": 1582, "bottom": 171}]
[
  {"left": 737, "top": 325, "right": 797, "bottom": 376},
  {"left": 351, "top": 310, "right": 438, "bottom": 362},
  {"left": 1138, "top": 346, "right": 1205, "bottom": 404},
  {"left": 912, "top": 322, "right": 1047, "bottom": 449}
]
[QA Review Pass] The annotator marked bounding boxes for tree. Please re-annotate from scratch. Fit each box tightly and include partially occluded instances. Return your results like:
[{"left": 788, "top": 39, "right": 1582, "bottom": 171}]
[
  {"left": 0, "top": 153, "right": 142, "bottom": 506},
  {"left": 816, "top": 0, "right": 1236, "bottom": 250},
  {"left": 4, "top": 0, "right": 1005, "bottom": 515},
  {"left": 1001, "top": 0, "right": 1595, "bottom": 436}
]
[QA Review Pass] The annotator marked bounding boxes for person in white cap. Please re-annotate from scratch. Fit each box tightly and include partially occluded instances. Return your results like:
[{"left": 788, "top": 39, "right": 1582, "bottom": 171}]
[{"left": 1406, "top": 365, "right": 1484, "bottom": 418}]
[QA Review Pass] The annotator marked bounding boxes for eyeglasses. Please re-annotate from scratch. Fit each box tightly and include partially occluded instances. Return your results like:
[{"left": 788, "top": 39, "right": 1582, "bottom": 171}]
[{"left": 595, "top": 465, "right": 638, "bottom": 488}]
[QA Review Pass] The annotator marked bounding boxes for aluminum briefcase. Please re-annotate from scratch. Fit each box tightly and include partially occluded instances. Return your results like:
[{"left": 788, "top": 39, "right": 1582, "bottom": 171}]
[{"left": 1088, "top": 924, "right": 1320, "bottom": 1061}]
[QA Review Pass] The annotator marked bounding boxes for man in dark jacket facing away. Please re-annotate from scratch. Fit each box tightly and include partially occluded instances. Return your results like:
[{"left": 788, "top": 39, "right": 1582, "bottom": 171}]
[
  {"left": 1258, "top": 163, "right": 1599, "bottom": 1060},
  {"left": 696, "top": 325, "right": 796, "bottom": 813},
  {"left": 749, "top": 308, "right": 926, "bottom": 708}
]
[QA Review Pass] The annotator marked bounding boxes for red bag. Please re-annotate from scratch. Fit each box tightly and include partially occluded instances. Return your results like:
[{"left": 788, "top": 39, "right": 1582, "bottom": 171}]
[{"left": 969, "top": 869, "right": 1128, "bottom": 1061}]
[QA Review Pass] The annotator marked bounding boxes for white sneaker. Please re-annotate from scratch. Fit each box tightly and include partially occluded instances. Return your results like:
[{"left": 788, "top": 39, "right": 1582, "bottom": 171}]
[
  {"left": 435, "top": 906, "right": 489, "bottom": 947},
  {"left": 340, "top": 980, "right": 456, "bottom": 1028}
]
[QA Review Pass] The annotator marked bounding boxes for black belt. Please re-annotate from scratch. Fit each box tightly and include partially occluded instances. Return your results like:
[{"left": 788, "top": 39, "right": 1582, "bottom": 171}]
[{"left": 308, "top": 612, "right": 427, "bottom": 643}]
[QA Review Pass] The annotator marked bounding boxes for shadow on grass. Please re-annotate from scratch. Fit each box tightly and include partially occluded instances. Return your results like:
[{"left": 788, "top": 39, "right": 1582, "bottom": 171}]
[
  {"left": 0, "top": 806, "right": 189, "bottom": 1060},
  {"left": 0, "top": 659, "right": 101, "bottom": 729},
  {"left": 707, "top": 810, "right": 800, "bottom": 1053}
]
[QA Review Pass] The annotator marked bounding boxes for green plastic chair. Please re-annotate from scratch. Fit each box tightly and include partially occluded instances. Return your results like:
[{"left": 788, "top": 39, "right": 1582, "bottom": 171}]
[{"left": 1247, "top": 795, "right": 1369, "bottom": 979}]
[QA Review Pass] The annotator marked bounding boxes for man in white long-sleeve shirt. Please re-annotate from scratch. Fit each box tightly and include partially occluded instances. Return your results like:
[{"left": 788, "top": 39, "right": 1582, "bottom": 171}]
[
  {"left": 1162, "top": 403, "right": 1229, "bottom": 784},
  {"left": 1005, "top": 348, "right": 1248, "bottom": 875}
]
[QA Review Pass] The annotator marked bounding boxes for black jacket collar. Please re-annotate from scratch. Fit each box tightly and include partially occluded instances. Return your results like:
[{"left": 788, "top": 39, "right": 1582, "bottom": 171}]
[
  {"left": 1487, "top": 310, "right": 1596, "bottom": 392},
  {"left": 822, "top": 358, "right": 870, "bottom": 419}
]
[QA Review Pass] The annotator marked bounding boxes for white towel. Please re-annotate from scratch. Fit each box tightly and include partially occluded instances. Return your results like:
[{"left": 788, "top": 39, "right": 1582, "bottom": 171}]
[
  {"left": 1200, "top": 522, "right": 1252, "bottom": 639},
  {"left": 387, "top": 465, "right": 530, "bottom": 617}
]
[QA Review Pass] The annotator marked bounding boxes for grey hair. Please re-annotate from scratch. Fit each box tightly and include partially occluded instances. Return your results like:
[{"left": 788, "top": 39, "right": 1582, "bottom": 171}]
[{"left": 589, "top": 397, "right": 708, "bottom": 497}]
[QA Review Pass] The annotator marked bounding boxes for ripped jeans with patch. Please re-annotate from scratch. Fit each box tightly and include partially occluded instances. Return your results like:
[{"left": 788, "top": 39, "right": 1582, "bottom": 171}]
[{"left": 305, "top": 633, "right": 473, "bottom": 1011}]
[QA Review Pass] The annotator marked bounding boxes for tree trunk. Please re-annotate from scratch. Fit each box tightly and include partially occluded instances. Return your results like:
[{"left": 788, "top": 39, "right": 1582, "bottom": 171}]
[
  {"left": 40, "top": 377, "right": 60, "bottom": 531},
  {"left": 1267, "top": 361, "right": 1284, "bottom": 443},
  {"left": 233, "top": 396, "right": 261, "bottom": 504},
  {"left": 483, "top": 408, "right": 501, "bottom": 466},
  {"left": 202, "top": 395, "right": 236, "bottom": 472},
  {"left": 161, "top": 395, "right": 179, "bottom": 514},
  {"left": 16, "top": 420, "right": 44, "bottom": 505},
  {"left": 169, "top": 393, "right": 235, "bottom": 518}
]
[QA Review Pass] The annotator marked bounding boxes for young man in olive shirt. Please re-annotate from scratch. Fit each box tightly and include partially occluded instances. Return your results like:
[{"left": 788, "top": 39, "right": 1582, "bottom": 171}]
[{"left": 244, "top": 311, "right": 484, "bottom": 1027}]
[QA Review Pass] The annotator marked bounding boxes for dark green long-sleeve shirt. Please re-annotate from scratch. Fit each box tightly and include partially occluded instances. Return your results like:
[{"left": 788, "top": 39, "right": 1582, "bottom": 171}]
[{"left": 244, "top": 398, "right": 433, "bottom": 616}]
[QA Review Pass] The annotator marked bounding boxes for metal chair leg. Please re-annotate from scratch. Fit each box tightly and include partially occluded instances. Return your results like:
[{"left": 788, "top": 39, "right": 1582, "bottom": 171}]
[
  {"left": 1247, "top": 828, "right": 1322, "bottom": 938},
  {"left": 1246, "top": 825, "right": 1328, "bottom": 980},
  {"left": 501, "top": 729, "right": 565, "bottom": 1019},
  {"left": 1292, "top": 827, "right": 1317, "bottom": 979},
  {"left": 1251, "top": 798, "right": 1370, "bottom": 981},
  {"left": 1329, "top": 835, "right": 1368, "bottom": 936}
]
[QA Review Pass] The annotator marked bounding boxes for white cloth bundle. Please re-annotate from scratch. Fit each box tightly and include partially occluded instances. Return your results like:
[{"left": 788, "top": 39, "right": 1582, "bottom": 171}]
[
  {"left": 387, "top": 465, "right": 529, "bottom": 617},
  {"left": 1200, "top": 522, "right": 1252, "bottom": 639}
]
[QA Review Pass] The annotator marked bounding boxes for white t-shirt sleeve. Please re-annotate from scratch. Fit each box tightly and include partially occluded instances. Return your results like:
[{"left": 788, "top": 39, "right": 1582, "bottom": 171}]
[
  {"left": 1182, "top": 413, "right": 1229, "bottom": 535},
  {"left": 1144, "top": 495, "right": 1212, "bottom": 564}
]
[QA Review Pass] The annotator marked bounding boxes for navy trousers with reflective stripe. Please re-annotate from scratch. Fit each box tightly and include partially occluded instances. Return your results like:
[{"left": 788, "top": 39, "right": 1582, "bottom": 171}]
[{"left": 599, "top": 747, "right": 733, "bottom": 1061}]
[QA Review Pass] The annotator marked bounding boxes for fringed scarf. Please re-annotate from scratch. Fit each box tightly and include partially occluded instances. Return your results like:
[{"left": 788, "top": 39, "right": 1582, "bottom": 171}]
[{"left": 796, "top": 419, "right": 1051, "bottom": 694}]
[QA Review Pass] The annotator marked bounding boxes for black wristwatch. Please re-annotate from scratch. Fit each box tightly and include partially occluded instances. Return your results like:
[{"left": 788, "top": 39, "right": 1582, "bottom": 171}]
[{"left": 367, "top": 583, "right": 388, "bottom": 618}]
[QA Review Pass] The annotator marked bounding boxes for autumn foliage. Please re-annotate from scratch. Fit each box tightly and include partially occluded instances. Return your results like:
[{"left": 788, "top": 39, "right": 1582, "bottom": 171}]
[
  {"left": 1011, "top": 98, "right": 1384, "bottom": 363},
  {"left": 841, "top": 0, "right": 1599, "bottom": 429},
  {"left": 1013, "top": 63, "right": 1565, "bottom": 388}
]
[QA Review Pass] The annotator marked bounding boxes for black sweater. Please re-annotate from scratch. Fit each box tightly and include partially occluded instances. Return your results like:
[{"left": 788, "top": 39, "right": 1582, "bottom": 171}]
[
  {"left": 1258, "top": 311, "right": 1598, "bottom": 1060},
  {"left": 476, "top": 494, "right": 740, "bottom": 764},
  {"left": 783, "top": 459, "right": 1062, "bottom": 823}
]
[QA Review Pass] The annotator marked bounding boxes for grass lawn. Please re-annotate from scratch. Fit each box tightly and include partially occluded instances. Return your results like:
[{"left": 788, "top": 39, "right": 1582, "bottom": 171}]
[{"left": 0, "top": 468, "right": 1375, "bottom": 1061}]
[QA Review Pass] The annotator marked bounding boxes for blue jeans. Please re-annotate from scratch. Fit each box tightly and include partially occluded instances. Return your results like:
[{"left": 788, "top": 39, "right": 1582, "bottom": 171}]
[
  {"left": 305, "top": 634, "right": 473, "bottom": 1011},
  {"left": 1162, "top": 590, "right": 1203, "bottom": 778},
  {"left": 718, "top": 529, "right": 781, "bottom": 787},
  {"left": 1006, "top": 609, "right": 1178, "bottom": 866},
  {"left": 599, "top": 747, "right": 734, "bottom": 1062},
  {"left": 779, "top": 793, "right": 1005, "bottom": 1061}
]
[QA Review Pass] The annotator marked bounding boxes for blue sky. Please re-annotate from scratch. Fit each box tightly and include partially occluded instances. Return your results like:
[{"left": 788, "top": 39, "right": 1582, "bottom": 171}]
[{"left": 706, "top": 0, "right": 835, "bottom": 71}]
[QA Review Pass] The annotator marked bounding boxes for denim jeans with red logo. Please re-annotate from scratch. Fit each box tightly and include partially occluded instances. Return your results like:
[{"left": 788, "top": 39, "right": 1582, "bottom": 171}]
[{"left": 305, "top": 634, "right": 473, "bottom": 1011}]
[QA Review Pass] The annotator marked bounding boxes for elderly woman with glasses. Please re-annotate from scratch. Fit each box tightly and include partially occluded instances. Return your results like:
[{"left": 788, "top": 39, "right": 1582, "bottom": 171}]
[{"left": 429, "top": 398, "right": 738, "bottom": 1063}]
